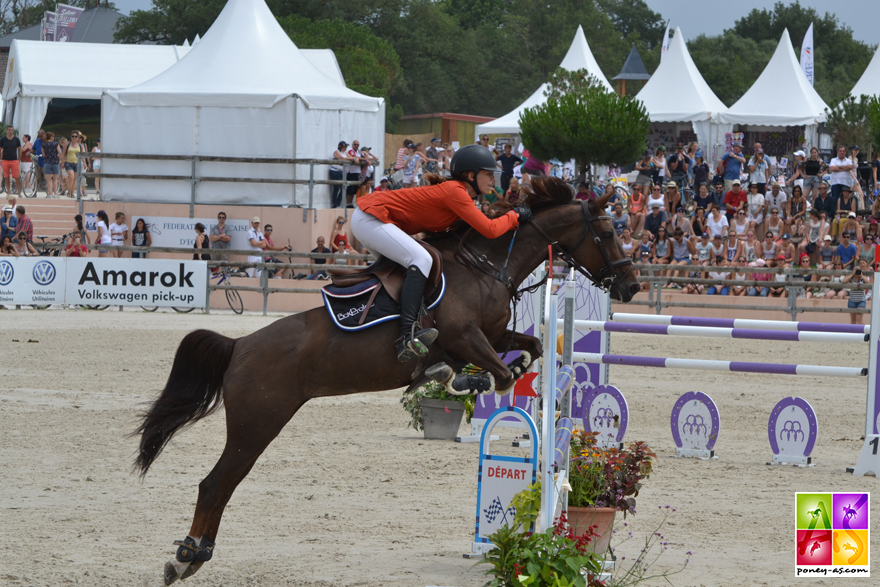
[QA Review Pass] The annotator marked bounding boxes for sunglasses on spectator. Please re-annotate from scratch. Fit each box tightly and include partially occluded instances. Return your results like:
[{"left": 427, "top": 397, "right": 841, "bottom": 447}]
[
  {"left": 747, "top": 233, "right": 754, "bottom": 237},
  {"left": 266, "top": 229, "right": 273, "bottom": 232},
  {"left": 771, "top": 211, "right": 778, "bottom": 214},
  {"left": 481, "top": 137, "right": 489, "bottom": 140},
  {"left": 218, "top": 216, "right": 226, "bottom": 219},
  {"left": 738, "top": 212, "right": 745, "bottom": 216},
  {"left": 738, "top": 258, "right": 746, "bottom": 261}
]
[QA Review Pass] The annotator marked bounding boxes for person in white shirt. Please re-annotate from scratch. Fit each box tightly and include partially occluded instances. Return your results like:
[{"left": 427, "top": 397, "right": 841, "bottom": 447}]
[
  {"left": 247, "top": 216, "right": 267, "bottom": 278},
  {"left": 829, "top": 145, "right": 854, "bottom": 201},
  {"left": 747, "top": 145, "right": 770, "bottom": 194},
  {"left": 746, "top": 182, "right": 765, "bottom": 234},
  {"left": 109, "top": 211, "right": 129, "bottom": 258},
  {"left": 763, "top": 181, "right": 787, "bottom": 221}
]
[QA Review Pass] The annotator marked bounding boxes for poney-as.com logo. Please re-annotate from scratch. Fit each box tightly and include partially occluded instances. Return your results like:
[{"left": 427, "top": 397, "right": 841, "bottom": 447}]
[{"left": 796, "top": 492, "right": 870, "bottom": 576}]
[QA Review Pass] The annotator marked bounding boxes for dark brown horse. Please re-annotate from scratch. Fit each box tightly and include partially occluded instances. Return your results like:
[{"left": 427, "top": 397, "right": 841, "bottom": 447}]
[{"left": 135, "top": 177, "right": 639, "bottom": 584}]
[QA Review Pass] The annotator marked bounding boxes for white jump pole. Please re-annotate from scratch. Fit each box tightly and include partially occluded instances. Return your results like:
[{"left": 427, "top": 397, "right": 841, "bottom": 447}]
[
  {"left": 539, "top": 278, "right": 558, "bottom": 533},
  {"left": 853, "top": 277, "right": 880, "bottom": 475}
]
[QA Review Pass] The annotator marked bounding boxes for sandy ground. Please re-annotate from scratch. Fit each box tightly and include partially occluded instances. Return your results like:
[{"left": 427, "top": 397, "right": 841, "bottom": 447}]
[{"left": 0, "top": 308, "right": 878, "bottom": 587}]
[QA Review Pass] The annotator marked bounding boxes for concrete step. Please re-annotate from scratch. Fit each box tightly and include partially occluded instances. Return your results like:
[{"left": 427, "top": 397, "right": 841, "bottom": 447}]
[{"left": 15, "top": 198, "right": 79, "bottom": 239}]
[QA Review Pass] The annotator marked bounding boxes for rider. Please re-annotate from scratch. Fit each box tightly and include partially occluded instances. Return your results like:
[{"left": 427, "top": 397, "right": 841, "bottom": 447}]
[{"left": 352, "top": 144, "right": 532, "bottom": 362}]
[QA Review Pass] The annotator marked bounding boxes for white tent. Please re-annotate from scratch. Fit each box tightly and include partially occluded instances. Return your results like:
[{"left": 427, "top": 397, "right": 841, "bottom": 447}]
[
  {"left": 101, "top": 0, "right": 384, "bottom": 207},
  {"left": 475, "top": 25, "right": 612, "bottom": 136},
  {"left": 2, "top": 39, "right": 345, "bottom": 138},
  {"left": 718, "top": 29, "right": 828, "bottom": 146},
  {"left": 850, "top": 45, "right": 880, "bottom": 99},
  {"left": 635, "top": 27, "right": 730, "bottom": 154}
]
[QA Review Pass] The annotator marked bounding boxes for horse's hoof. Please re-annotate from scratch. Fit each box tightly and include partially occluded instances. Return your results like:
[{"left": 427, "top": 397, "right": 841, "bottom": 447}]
[
  {"left": 425, "top": 363, "right": 453, "bottom": 385},
  {"left": 164, "top": 560, "right": 183, "bottom": 586},
  {"left": 180, "top": 562, "right": 202, "bottom": 580}
]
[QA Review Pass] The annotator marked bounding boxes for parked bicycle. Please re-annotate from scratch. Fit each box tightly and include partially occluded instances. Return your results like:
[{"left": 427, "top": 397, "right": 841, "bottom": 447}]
[{"left": 212, "top": 266, "right": 244, "bottom": 314}]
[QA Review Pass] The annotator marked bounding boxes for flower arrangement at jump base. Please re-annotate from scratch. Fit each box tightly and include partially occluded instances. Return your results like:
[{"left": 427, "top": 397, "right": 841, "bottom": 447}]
[{"left": 400, "top": 380, "right": 474, "bottom": 437}]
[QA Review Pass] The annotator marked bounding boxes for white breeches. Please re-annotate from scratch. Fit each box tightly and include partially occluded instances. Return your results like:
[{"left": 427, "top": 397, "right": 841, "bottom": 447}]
[{"left": 350, "top": 208, "right": 433, "bottom": 275}]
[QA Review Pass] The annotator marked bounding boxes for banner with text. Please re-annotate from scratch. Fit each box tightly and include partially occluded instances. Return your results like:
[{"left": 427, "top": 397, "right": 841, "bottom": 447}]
[
  {"left": 65, "top": 258, "right": 207, "bottom": 307},
  {"left": 0, "top": 257, "right": 66, "bottom": 306},
  {"left": 42, "top": 12, "right": 56, "bottom": 42},
  {"left": 135, "top": 216, "right": 252, "bottom": 250},
  {"left": 55, "top": 4, "right": 84, "bottom": 42}
]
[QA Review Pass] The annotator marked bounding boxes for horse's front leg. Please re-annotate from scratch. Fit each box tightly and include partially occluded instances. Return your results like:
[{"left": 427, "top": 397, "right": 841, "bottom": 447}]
[
  {"left": 427, "top": 327, "right": 520, "bottom": 396},
  {"left": 492, "top": 330, "right": 542, "bottom": 377}
]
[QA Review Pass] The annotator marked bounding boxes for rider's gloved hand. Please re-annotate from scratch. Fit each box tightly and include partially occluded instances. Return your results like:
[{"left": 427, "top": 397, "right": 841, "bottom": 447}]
[{"left": 513, "top": 207, "right": 532, "bottom": 224}]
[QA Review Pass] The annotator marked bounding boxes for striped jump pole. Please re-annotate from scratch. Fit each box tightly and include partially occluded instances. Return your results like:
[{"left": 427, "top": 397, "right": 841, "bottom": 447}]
[
  {"left": 610, "top": 312, "right": 871, "bottom": 335},
  {"left": 571, "top": 352, "right": 868, "bottom": 378},
  {"left": 561, "top": 320, "right": 869, "bottom": 344}
]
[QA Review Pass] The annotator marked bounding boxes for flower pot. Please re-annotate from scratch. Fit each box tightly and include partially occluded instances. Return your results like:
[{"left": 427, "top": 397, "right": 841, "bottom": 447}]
[
  {"left": 419, "top": 398, "right": 465, "bottom": 440},
  {"left": 567, "top": 506, "right": 616, "bottom": 556}
]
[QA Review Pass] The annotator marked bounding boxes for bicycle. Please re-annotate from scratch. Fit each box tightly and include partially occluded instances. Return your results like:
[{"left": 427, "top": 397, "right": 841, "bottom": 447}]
[
  {"left": 211, "top": 266, "right": 244, "bottom": 314},
  {"left": 34, "top": 234, "right": 66, "bottom": 256},
  {"left": 140, "top": 305, "right": 196, "bottom": 313}
]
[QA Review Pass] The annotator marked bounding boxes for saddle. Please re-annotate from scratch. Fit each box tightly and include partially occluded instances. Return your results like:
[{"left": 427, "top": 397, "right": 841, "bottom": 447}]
[{"left": 327, "top": 241, "right": 444, "bottom": 303}]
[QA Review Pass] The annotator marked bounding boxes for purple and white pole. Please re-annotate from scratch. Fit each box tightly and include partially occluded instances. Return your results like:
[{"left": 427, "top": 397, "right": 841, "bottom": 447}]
[{"left": 610, "top": 312, "right": 870, "bottom": 335}]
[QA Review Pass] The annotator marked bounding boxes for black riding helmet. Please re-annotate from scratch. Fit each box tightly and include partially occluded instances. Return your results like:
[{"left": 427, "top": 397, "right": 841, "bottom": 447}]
[{"left": 450, "top": 144, "right": 498, "bottom": 195}]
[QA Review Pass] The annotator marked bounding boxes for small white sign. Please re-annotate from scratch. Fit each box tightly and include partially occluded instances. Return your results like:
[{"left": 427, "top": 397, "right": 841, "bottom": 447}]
[{"left": 135, "top": 216, "right": 252, "bottom": 250}]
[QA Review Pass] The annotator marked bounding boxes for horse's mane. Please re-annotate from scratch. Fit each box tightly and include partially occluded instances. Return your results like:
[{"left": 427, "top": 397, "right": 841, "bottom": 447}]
[{"left": 522, "top": 176, "right": 575, "bottom": 213}]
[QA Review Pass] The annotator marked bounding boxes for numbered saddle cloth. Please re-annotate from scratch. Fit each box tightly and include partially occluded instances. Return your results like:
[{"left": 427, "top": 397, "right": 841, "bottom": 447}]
[{"left": 321, "top": 273, "right": 445, "bottom": 331}]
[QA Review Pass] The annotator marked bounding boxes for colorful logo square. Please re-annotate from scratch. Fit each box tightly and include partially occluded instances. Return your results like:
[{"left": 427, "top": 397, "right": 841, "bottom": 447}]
[
  {"left": 832, "top": 493, "right": 869, "bottom": 530},
  {"left": 832, "top": 530, "right": 869, "bottom": 566},
  {"left": 797, "top": 530, "right": 832, "bottom": 565},
  {"left": 796, "top": 493, "right": 832, "bottom": 530}
]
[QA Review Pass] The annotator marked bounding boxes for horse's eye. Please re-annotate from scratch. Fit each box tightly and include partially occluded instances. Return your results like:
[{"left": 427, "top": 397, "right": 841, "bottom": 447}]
[{"left": 602, "top": 231, "right": 613, "bottom": 239}]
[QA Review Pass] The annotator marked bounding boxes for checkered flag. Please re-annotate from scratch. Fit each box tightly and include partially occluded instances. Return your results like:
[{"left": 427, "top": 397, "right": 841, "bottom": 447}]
[{"left": 483, "top": 497, "right": 504, "bottom": 523}]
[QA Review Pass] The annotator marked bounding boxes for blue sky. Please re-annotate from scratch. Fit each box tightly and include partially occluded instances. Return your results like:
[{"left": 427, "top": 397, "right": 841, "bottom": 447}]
[{"left": 112, "top": 0, "right": 880, "bottom": 47}]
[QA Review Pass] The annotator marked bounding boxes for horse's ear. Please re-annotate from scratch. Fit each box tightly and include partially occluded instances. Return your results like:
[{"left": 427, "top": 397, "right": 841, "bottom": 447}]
[{"left": 589, "top": 192, "right": 613, "bottom": 214}]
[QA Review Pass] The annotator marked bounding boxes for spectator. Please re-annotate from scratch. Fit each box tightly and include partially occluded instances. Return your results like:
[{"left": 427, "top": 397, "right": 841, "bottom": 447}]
[
  {"left": 646, "top": 184, "right": 666, "bottom": 221},
  {"left": 730, "top": 257, "right": 749, "bottom": 296},
  {"left": 829, "top": 145, "right": 854, "bottom": 202},
  {"left": 798, "top": 209, "right": 829, "bottom": 262},
  {"left": 192, "top": 223, "right": 211, "bottom": 261},
  {"left": 653, "top": 226, "right": 672, "bottom": 279},
  {"left": 765, "top": 207, "right": 784, "bottom": 241},
  {"left": 681, "top": 254, "right": 705, "bottom": 294},
  {"left": 764, "top": 181, "right": 786, "bottom": 223},
  {"left": 629, "top": 184, "right": 645, "bottom": 236},
  {"left": 712, "top": 182, "right": 726, "bottom": 208},
  {"left": 803, "top": 146, "right": 827, "bottom": 201},
  {"left": 32, "top": 129, "right": 45, "bottom": 194},
  {"left": 710, "top": 233, "right": 725, "bottom": 263},
  {"left": 706, "top": 259, "right": 730, "bottom": 295},
  {"left": 844, "top": 260, "right": 871, "bottom": 325},
  {"left": 478, "top": 134, "right": 498, "bottom": 157},
  {"left": 746, "top": 181, "right": 765, "bottom": 234},
  {"left": 330, "top": 215, "right": 351, "bottom": 254},
  {"left": 504, "top": 177, "right": 522, "bottom": 205},
  {"left": 401, "top": 143, "right": 420, "bottom": 188},
  {"left": 842, "top": 211, "right": 863, "bottom": 243},
  {"left": 424, "top": 138, "right": 442, "bottom": 174},
  {"left": 669, "top": 227, "right": 695, "bottom": 280},
  {"left": 247, "top": 216, "right": 267, "bottom": 278},
  {"left": 693, "top": 184, "right": 713, "bottom": 212},
  {"left": 611, "top": 202, "right": 630, "bottom": 236},
  {"left": 834, "top": 186, "right": 858, "bottom": 240},
  {"left": 0, "top": 234, "right": 16, "bottom": 256},
  {"left": 438, "top": 144, "right": 454, "bottom": 177},
  {"left": 63, "top": 231, "right": 88, "bottom": 257},
  {"left": 91, "top": 139, "right": 102, "bottom": 194},
  {"left": 636, "top": 250, "right": 652, "bottom": 291},
  {"left": 634, "top": 150, "right": 654, "bottom": 189},
  {"left": 521, "top": 149, "right": 547, "bottom": 185},
  {"left": 731, "top": 207, "right": 749, "bottom": 241},
  {"left": 818, "top": 235, "right": 835, "bottom": 269},
  {"left": 61, "top": 131, "right": 86, "bottom": 198},
  {"left": 374, "top": 177, "right": 390, "bottom": 192},
  {"left": 395, "top": 138, "right": 413, "bottom": 170},
  {"left": 358, "top": 146, "right": 378, "bottom": 183},
  {"left": 835, "top": 231, "right": 859, "bottom": 270},
  {"left": 209, "top": 211, "right": 232, "bottom": 254},
  {"left": 742, "top": 230, "right": 759, "bottom": 262},
  {"left": 667, "top": 144, "right": 689, "bottom": 189},
  {"left": 109, "top": 211, "right": 129, "bottom": 258},
  {"left": 691, "top": 206, "right": 708, "bottom": 240},
  {"left": 720, "top": 142, "right": 746, "bottom": 193},
  {"left": 874, "top": 148, "right": 880, "bottom": 192},
  {"left": 19, "top": 134, "right": 32, "bottom": 193},
  {"left": 355, "top": 178, "right": 373, "bottom": 203},
  {"left": 495, "top": 143, "right": 522, "bottom": 193},
  {"left": 262, "top": 223, "right": 292, "bottom": 279},
  {"left": 72, "top": 213, "right": 90, "bottom": 245},
  {"left": 747, "top": 147, "right": 770, "bottom": 194},
  {"left": 13, "top": 231, "right": 37, "bottom": 256},
  {"left": 812, "top": 181, "right": 836, "bottom": 217},
  {"left": 692, "top": 150, "right": 710, "bottom": 189},
  {"left": 789, "top": 150, "right": 806, "bottom": 191},
  {"left": 723, "top": 179, "right": 747, "bottom": 221},
  {"left": 14, "top": 205, "right": 32, "bottom": 243},
  {"left": 644, "top": 202, "right": 665, "bottom": 239},
  {"left": 346, "top": 140, "right": 365, "bottom": 205},
  {"left": 638, "top": 230, "right": 653, "bottom": 260},
  {"left": 664, "top": 181, "right": 681, "bottom": 214},
  {"left": 823, "top": 260, "right": 847, "bottom": 300},
  {"left": 849, "top": 146, "right": 866, "bottom": 209},
  {"left": 330, "top": 141, "right": 352, "bottom": 209},
  {"left": 619, "top": 227, "right": 635, "bottom": 259},
  {"left": 95, "top": 210, "right": 111, "bottom": 257},
  {"left": 695, "top": 232, "right": 714, "bottom": 265},
  {"left": 748, "top": 258, "right": 770, "bottom": 296},
  {"left": 0, "top": 205, "right": 16, "bottom": 242},
  {"left": 131, "top": 218, "right": 151, "bottom": 259},
  {"left": 777, "top": 233, "right": 795, "bottom": 264},
  {"left": 724, "top": 228, "right": 743, "bottom": 262},
  {"left": 480, "top": 202, "right": 491, "bottom": 215},
  {"left": 304, "top": 236, "right": 331, "bottom": 280},
  {"left": 786, "top": 185, "right": 807, "bottom": 238},
  {"left": 861, "top": 233, "right": 875, "bottom": 265},
  {"left": 0, "top": 125, "right": 22, "bottom": 197},
  {"left": 652, "top": 146, "right": 667, "bottom": 186},
  {"left": 767, "top": 256, "right": 788, "bottom": 298},
  {"left": 671, "top": 206, "right": 692, "bottom": 238},
  {"left": 42, "top": 131, "right": 61, "bottom": 197},
  {"left": 705, "top": 203, "right": 728, "bottom": 240}
]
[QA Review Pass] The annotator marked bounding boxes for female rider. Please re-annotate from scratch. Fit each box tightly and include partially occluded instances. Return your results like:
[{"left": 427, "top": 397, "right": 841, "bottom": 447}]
[{"left": 352, "top": 145, "right": 530, "bottom": 363}]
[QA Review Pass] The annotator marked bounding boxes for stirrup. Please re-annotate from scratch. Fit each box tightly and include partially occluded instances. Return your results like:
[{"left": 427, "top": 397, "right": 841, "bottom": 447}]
[{"left": 395, "top": 327, "right": 438, "bottom": 363}]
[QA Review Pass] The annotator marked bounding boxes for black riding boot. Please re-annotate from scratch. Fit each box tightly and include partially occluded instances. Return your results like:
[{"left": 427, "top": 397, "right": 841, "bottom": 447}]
[{"left": 395, "top": 265, "right": 439, "bottom": 362}]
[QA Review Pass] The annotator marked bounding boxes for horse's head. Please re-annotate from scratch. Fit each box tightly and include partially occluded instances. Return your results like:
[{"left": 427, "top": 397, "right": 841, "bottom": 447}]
[{"left": 526, "top": 177, "right": 640, "bottom": 302}]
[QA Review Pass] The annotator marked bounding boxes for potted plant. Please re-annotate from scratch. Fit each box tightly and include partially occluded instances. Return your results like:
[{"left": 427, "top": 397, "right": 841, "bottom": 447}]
[
  {"left": 566, "top": 431, "right": 657, "bottom": 556},
  {"left": 400, "top": 380, "right": 474, "bottom": 439}
]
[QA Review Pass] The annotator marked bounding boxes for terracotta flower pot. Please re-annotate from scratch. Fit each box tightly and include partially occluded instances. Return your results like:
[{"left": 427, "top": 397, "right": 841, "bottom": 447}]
[
  {"left": 567, "top": 506, "right": 616, "bottom": 556},
  {"left": 419, "top": 398, "right": 465, "bottom": 440}
]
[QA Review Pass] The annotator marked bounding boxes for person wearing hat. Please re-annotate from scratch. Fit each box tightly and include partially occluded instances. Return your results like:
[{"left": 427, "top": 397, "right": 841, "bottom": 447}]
[
  {"left": 835, "top": 230, "right": 859, "bottom": 270},
  {"left": 764, "top": 181, "right": 787, "bottom": 221},
  {"left": 695, "top": 232, "right": 714, "bottom": 266},
  {"left": 331, "top": 141, "right": 357, "bottom": 208},
  {"left": 667, "top": 143, "right": 689, "bottom": 190},
  {"left": 664, "top": 181, "right": 682, "bottom": 215},
  {"left": 829, "top": 145, "right": 854, "bottom": 202},
  {"left": 374, "top": 177, "right": 390, "bottom": 193},
  {"left": 843, "top": 257, "right": 872, "bottom": 326},
  {"left": 798, "top": 208, "right": 829, "bottom": 263},
  {"left": 789, "top": 150, "right": 807, "bottom": 191},
  {"left": 745, "top": 181, "right": 765, "bottom": 234},
  {"left": 812, "top": 180, "right": 837, "bottom": 219},
  {"left": 692, "top": 149, "right": 710, "bottom": 189},
  {"left": 720, "top": 142, "right": 745, "bottom": 193},
  {"left": 644, "top": 201, "right": 666, "bottom": 240},
  {"left": 0, "top": 204, "right": 16, "bottom": 243},
  {"left": 652, "top": 146, "right": 667, "bottom": 187},
  {"left": 818, "top": 234, "right": 835, "bottom": 269},
  {"left": 747, "top": 145, "right": 770, "bottom": 195},
  {"left": 723, "top": 179, "right": 746, "bottom": 222},
  {"left": 777, "top": 233, "right": 795, "bottom": 263},
  {"left": 495, "top": 143, "right": 522, "bottom": 194},
  {"left": 247, "top": 216, "right": 267, "bottom": 278},
  {"left": 833, "top": 184, "right": 858, "bottom": 239}
]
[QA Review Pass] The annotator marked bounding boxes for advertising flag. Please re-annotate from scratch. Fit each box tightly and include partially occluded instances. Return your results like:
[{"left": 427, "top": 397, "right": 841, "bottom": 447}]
[
  {"left": 55, "top": 4, "right": 84, "bottom": 42},
  {"left": 43, "top": 12, "right": 56, "bottom": 42},
  {"left": 660, "top": 22, "right": 670, "bottom": 63},
  {"left": 800, "top": 23, "right": 814, "bottom": 86}
]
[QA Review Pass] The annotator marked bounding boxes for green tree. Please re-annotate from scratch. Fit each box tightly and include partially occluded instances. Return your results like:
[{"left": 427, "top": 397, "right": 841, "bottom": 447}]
[
  {"left": 542, "top": 67, "right": 603, "bottom": 101},
  {"left": 867, "top": 98, "right": 880, "bottom": 156},
  {"left": 519, "top": 71, "right": 650, "bottom": 187},
  {"left": 825, "top": 96, "right": 874, "bottom": 155},
  {"left": 597, "top": 0, "right": 665, "bottom": 49},
  {"left": 687, "top": 34, "right": 777, "bottom": 106},
  {"left": 114, "top": 0, "right": 225, "bottom": 44}
]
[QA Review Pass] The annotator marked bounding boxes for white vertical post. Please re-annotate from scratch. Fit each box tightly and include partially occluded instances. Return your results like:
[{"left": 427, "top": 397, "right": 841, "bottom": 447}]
[
  {"left": 540, "top": 287, "right": 558, "bottom": 532},
  {"left": 853, "top": 277, "right": 880, "bottom": 476}
]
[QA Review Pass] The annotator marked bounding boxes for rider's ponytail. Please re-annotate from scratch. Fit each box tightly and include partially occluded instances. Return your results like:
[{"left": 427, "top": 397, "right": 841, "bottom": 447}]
[{"left": 422, "top": 172, "right": 450, "bottom": 186}]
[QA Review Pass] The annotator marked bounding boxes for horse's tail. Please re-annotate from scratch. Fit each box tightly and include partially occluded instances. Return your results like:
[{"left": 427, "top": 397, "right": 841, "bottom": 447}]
[{"left": 133, "top": 329, "right": 237, "bottom": 477}]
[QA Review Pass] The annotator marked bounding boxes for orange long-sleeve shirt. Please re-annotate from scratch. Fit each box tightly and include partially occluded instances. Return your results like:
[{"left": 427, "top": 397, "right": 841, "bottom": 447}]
[{"left": 357, "top": 180, "right": 518, "bottom": 238}]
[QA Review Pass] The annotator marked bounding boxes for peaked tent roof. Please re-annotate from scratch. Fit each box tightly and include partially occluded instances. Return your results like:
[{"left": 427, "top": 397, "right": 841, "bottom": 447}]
[
  {"left": 719, "top": 29, "right": 828, "bottom": 126},
  {"left": 108, "top": 0, "right": 380, "bottom": 111},
  {"left": 849, "top": 44, "right": 880, "bottom": 99},
  {"left": 612, "top": 45, "right": 650, "bottom": 81},
  {"left": 635, "top": 28, "right": 726, "bottom": 122},
  {"left": 476, "top": 25, "right": 612, "bottom": 135}
]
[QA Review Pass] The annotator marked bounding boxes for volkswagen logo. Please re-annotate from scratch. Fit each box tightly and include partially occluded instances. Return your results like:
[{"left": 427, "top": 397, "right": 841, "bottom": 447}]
[
  {"left": 32, "top": 261, "right": 56, "bottom": 286},
  {"left": 0, "top": 260, "right": 13, "bottom": 286}
]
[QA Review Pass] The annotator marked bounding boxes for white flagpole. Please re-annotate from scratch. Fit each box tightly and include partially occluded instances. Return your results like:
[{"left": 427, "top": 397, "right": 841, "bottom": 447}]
[
  {"left": 800, "top": 23, "right": 814, "bottom": 86},
  {"left": 660, "top": 21, "right": 671, "bottom": 63}
]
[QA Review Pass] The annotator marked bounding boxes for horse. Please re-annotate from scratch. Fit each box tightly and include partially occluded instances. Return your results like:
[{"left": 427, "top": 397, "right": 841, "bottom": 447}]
[{"left": 134, "top": 176, "right": 639, "bottom": 585}]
